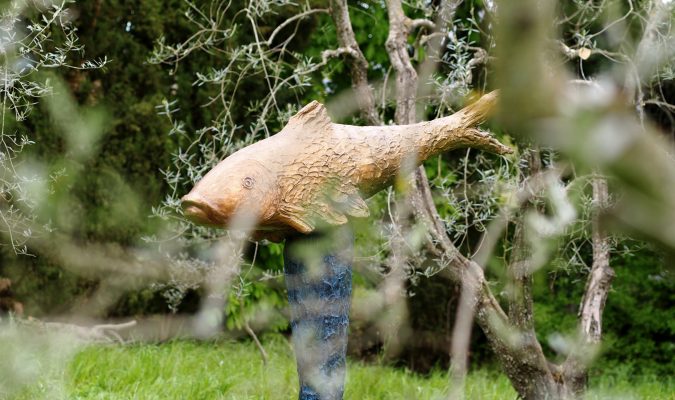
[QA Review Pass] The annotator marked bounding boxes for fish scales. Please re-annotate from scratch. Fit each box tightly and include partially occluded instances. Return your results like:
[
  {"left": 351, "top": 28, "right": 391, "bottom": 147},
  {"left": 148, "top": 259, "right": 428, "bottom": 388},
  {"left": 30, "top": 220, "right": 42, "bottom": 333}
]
[{"left": 181, "top": 91, "right": 510, "bottom": 241}]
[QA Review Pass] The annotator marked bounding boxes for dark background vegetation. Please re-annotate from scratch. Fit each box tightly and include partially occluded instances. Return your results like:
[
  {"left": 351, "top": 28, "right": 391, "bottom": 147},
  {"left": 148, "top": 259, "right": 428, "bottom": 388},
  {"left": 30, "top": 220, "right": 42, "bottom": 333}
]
[{"left": 0, "top": 0, "right": 672, "bottom": 377}]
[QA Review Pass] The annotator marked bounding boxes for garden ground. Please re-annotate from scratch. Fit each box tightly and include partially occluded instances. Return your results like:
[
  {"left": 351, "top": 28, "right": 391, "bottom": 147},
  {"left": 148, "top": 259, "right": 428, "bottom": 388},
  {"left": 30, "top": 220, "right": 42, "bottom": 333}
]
[{"left": 10, "top": 334, "right": 673, "bottom": 400}]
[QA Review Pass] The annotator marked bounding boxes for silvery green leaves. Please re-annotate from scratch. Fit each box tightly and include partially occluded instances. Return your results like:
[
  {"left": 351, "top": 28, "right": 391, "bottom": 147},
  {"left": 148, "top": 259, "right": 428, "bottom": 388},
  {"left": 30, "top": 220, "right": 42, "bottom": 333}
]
[{"left": 0, "top": 0, "right": 107, "bottom": 254}]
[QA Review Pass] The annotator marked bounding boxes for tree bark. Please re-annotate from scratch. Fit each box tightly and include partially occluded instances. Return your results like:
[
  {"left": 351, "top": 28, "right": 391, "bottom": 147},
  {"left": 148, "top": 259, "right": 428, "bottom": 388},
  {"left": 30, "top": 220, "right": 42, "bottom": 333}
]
[
  {"left": 563, "top": 176, "right": 614, "bottom": 395},
  {"left": 507, "top": 149, "right": 541, "bottom": 331},
  {"left": 328, "top": 0, "right": 380, "bottom": 125},
  {"left": 499, "top": 149, "right": 567, "bottom": 399},
  {"left": 329, "top": 1, "right": 611, "bottom": 399},
  {"left": 384, "top": 0, "right": 418, "bottom": 125}
]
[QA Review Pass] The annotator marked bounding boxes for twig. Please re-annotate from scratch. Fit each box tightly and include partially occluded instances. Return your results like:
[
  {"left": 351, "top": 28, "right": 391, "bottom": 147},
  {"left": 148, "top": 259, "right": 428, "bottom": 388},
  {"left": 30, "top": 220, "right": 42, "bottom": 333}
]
[
  {"left": 321, "top": 47, "right": 359, "bottom": 63},
  {"left": 558, "top": 41, "right": 593, "bottom": 60},
  {"left": 239, "top": 301, "right": 269, "bottom": 365},
  {"left": 17, "top": 318, "right": 137, "bottom": 344},
  {"left": 267, "top": 8, "right": 329, "bottom": 46}
]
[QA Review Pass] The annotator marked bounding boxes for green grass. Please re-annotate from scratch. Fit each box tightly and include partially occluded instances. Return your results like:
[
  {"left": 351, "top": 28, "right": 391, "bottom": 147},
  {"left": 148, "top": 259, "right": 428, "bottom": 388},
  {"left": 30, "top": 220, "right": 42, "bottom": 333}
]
[{"left": 8, "top": 334, "right": 674, "bottom": 400}]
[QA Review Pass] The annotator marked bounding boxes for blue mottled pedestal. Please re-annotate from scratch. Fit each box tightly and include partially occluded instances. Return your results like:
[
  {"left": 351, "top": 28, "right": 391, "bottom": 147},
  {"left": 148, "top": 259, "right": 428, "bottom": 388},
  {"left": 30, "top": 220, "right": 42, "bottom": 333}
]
[{"left": 283, "top": 226, "right": 353, "bottom": 400}]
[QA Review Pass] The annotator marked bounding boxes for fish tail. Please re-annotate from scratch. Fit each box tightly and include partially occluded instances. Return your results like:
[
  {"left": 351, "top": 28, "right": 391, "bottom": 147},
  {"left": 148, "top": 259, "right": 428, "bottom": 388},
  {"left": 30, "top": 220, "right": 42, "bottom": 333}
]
[{"left": 415, "top": 90, "right": 510, "bottom": 160}]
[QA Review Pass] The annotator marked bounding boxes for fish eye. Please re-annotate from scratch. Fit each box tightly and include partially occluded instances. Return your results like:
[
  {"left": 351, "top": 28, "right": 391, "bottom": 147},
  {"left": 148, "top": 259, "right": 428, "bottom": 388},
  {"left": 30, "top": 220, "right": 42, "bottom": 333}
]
[{"left": 242, "top": 176, "right": 255, "bottom": 189}]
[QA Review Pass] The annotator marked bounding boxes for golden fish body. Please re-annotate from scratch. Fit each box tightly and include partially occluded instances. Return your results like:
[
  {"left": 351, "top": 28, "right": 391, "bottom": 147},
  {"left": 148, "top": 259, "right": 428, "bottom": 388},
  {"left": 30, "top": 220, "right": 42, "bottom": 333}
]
[{"left": 182, "top": 92, "right": 509, "bottom": 239}]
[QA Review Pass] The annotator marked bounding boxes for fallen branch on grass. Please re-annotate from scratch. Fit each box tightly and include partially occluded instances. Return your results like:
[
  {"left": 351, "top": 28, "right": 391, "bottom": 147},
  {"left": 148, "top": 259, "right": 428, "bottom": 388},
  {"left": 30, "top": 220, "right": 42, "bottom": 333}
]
[{"left": 15, "top": 317, "right": 137, "bottom": 343}]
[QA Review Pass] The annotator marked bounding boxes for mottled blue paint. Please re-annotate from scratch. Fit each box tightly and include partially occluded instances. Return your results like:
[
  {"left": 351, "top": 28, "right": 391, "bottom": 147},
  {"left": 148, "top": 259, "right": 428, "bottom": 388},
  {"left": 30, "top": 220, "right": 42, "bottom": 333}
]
[{"left": 284, "top": 227, "right": 353, "bottom": 400}]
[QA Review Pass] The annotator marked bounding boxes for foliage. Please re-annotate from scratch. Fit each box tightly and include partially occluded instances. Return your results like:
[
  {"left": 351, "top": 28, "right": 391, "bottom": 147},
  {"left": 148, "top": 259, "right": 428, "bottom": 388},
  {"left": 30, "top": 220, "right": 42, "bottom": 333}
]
[
  {"left": 0, "top": 0, "right": 672, "bottom": 395},
  {"left": 2, "top": 0, "right": 220, "bottom": 316},
  {"left": 529, "top": 246, "right": 673, "bottom": 376},
  {"left": 224, "top": 242, "right": 288, "bottom": 332},
  {"left": 0, "top": 0, "right": 107, "bottom": 254},
  {"left": 597, "top": 249, "right": 674, "bottom": 376}
]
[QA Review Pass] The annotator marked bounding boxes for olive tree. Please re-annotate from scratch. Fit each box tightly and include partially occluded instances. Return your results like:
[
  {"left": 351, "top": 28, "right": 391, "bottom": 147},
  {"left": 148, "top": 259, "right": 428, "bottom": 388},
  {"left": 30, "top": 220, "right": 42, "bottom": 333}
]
[
  {"left": 0, "top": 0, "right": 107, "bottom": 254},
  {"left": 149, "top": 0, "right": 673, "bottom": 398}
]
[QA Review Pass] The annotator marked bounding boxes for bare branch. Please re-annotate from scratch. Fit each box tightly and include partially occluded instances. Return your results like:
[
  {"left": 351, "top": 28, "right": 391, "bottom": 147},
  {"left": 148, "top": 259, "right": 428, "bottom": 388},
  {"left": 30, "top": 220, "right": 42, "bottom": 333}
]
[
  {"left": 420, "top": 31, "right": 446, "bottom": 46},
  {"left": 583, "top": 177, "right": 613, "bottom": 342},
  {"left": 267, "top": 8, "right": 329, "bottom": 47},
  {"left": 506, "top": 149, "right": 542, "bottom": 331},
  {"left": 409, "top": 18, "right": 436, "bottom": 32},
  {"left": 321, "top": 47, "right": 359, "bottom": 63},
  {"left": 240, "top": 301, "right": 269, "bottom": 365},
  {"left": 465, "top": 48, "right": 489, "bottom": 85},
  {"left": 17, "top": 318, "right": 137, "bottom": 344},
  {"left": 385, "top": 0, "right": 418, "bottom": 124},
  {"left": 382, "top": 1, "right": 512, "bottom": 396},
  {"left": 558, "top": 41, "right": 593, "bottom": 60}
]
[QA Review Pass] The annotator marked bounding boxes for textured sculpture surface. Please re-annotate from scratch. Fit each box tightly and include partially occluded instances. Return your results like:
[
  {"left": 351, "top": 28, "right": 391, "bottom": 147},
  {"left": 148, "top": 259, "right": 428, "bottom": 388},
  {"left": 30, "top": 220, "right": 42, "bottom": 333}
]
[{"left": 182, "top": 92, "right": 510, "bottom": 240}]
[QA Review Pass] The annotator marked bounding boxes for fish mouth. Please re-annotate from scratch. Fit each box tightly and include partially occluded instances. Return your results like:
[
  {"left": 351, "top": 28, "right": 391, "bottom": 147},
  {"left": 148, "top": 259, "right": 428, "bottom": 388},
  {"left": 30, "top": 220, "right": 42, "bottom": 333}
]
[{"left": 181, "top": 195, "right": 225, "bottom": 226}]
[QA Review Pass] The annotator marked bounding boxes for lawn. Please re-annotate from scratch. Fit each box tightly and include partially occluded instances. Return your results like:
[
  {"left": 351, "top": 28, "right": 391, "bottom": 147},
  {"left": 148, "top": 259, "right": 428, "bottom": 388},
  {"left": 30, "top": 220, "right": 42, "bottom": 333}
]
[{"left": 8, "top": 334, "right": 673, "bottom": 400}]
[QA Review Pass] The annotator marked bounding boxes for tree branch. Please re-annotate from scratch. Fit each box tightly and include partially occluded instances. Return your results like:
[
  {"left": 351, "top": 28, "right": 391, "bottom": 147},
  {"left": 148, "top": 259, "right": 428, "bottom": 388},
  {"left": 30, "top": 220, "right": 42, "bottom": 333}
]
[
  {"left": 583, "top": 177, "right": 613, "bottom": 342},
  {"left": 383, "top": 1, "right": 503, "bottom": 396},
  {"left": 17, "top": 318, "right": 137, "bottom": 343},
  {"left": 328, "top": 0, "right": 380, "bottom": 125},
  {"left": 327, "top": 2, "right": 548, "bottom": 397},
  {"left": 321, "top": 47, "right": 359, "bottom": 62},
  {"left": 507, "top": 149, "right": 542, "bottom": 331},
  {"left": 267, "top": 8, "right": 328, "bottom": 47},
  {"left": 409, "top": 18, "right": 436, "bottom": 32},
  {"left": 558, "top": 41, "right": 592, "bottom": 60},
  {"left": 240, "top": 301, "right": 269, "bottom": 365},
  {"left": 385, "top": 0, "right": 418, "bottom": 125}
]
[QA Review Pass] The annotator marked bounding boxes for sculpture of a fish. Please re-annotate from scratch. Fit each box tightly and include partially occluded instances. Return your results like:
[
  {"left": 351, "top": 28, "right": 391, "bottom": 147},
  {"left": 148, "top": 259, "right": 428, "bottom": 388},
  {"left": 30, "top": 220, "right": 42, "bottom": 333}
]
[{"left": 181, "top": 92, "right": 510, "bottom": 240}]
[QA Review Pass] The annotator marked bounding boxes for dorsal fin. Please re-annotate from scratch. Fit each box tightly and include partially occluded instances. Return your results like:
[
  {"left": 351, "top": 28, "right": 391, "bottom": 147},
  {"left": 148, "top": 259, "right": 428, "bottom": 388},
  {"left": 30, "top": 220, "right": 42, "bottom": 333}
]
[{"left": 288, "top": 100, "right": 332, "bottom": 132}]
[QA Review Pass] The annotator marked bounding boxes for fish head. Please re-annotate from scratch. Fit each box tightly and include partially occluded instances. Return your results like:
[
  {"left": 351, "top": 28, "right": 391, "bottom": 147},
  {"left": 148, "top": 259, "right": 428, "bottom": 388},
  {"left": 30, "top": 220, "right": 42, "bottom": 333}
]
[{"left": 181, "top": 157, "right": 277, "bottom": 229}]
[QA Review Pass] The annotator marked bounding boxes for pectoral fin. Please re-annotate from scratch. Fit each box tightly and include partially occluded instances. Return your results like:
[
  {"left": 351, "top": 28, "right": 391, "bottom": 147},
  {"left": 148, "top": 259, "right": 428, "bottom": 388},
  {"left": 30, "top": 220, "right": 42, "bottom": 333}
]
[
  {"left": 311, "top": 191, "right": 369, "bottom": 227},
  {"left": 279, "top": 204, "right": 315, "bottom": 234},
  {"left": 316, "top": 203, "right": 349, "bottom": 226},
  {"left": 330, "top": 184, "right": 370, "bottom": 219},
  {"left": 279, "top": 182, "right": 369, "bottom": 233},
  {"left": 341, "top": 193, "right": 369, "bottom": 218},
  {"left": 279, "top": 199, "right": 354, "bottom": 233}
]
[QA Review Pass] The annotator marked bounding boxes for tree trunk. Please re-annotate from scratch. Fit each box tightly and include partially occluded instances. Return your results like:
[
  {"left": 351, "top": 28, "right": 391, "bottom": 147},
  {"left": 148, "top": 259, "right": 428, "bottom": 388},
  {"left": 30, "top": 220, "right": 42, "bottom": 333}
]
[
  {"left": 380, "top": 1, "right": 566, "bottom": 398},
  {"left": 562, "top": 176, "right": 614, "bottom": 396},
  {"left": 328, "top": 1, "right": 615, "bottom": 398},
  {"left": 328, "top": 0, "right": 380, "bottom": 125}
]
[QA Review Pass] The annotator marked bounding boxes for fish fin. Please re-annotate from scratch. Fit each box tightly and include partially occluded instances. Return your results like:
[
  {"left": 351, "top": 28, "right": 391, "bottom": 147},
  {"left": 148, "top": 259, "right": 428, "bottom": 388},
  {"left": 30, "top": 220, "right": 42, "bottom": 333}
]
[
  {"left": 280, "top": 199, "right": 351, "bottom": 231},
  {"left": 279, "top": 204, "right": 315, "bottom": 234},
  {"left": 315, "top": 202, "right": 349, "bottom": 226},
  {"left": 330, "top": 184, "right": 370, "bottom": 219},
  {"left": 288, "top": 101, "right": 332, "bottom": 131},
  {"left": 342, "top": 194, "right": 370, "bottom": 218}
]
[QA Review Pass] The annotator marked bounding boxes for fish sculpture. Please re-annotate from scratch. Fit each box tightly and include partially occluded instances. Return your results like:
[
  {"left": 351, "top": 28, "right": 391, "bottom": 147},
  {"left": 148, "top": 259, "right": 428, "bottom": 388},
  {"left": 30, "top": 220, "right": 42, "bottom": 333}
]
[
  {"left": 181, "top": 91, "right": 510, "bottom": 240},
  {"left": 181, "top": 92, "right": 511, "bottom": 400}
]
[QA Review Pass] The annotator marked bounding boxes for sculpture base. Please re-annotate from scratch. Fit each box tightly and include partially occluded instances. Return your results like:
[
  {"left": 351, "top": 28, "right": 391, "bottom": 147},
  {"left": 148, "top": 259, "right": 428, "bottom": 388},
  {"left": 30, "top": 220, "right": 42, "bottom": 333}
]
[{"left": 283, "top": 226, "right": 353, "bottom": 400}]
